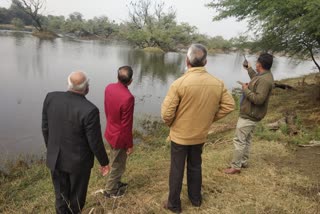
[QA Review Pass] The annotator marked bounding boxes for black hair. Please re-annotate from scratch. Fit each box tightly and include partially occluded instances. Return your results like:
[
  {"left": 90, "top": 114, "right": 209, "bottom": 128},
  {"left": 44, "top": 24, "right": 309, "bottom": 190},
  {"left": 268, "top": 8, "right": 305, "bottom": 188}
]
[
  {"left": 257, "top": 53, "right": 273, "bottom": 70},
  {"left": 118, "top": 66, "right": 133, "bottom": 85}
]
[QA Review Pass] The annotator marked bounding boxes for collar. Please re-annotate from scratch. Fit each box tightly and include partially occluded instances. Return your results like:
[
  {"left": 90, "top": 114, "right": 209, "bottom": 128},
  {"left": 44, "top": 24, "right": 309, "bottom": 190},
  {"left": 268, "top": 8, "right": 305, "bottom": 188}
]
[
  {"left": 185, "top": 67, "right": 207, "bottom": 74},
  {"left": 117, "top": 81, "right": 128, "bottom": 89},
  {"left": 67, "top": 90, "right": 85, "bottom": 97},
  {"left": 257, "top": 70, "right": 271, "bottom": 76}
]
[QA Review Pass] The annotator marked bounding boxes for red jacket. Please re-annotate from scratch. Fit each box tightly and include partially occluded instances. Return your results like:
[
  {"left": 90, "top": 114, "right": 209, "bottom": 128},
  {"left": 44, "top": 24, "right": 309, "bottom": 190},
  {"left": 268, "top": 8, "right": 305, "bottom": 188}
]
[{"left": 104, "top": 82, "right": 135, "bottom": 149}]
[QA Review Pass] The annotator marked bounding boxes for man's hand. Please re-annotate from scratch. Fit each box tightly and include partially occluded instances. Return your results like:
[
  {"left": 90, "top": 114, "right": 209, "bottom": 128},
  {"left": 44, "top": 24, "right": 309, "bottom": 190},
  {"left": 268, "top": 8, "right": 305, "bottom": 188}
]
[
  {"left": 126, "top": 147, "right": 133, "bottom": 156},
  {"left": 242, "top": 83, "right": 249, "bottom": 90},
  {"left": 100, "top": 165, "right": 110, "bottom": 176},
  {"left": 243, "top": 60, "right": 252, "bottom": 70}
]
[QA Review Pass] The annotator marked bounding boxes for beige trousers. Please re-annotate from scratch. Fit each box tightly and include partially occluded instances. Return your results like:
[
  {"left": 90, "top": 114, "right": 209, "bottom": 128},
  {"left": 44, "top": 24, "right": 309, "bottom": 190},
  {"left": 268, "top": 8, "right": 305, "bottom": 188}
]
[{"left": 231, "top": 117, "right": 257, "bottom": 169}]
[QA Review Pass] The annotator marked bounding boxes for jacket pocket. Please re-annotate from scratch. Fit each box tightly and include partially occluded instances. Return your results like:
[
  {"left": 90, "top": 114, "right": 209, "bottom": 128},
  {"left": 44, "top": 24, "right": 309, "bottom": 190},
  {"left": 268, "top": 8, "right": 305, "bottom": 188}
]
[
  {"left": 240, "top": 98, "right": 251, "bottom": 116},
  {"left": 251, "top": 103, "right": 266, "bottom": 120}
]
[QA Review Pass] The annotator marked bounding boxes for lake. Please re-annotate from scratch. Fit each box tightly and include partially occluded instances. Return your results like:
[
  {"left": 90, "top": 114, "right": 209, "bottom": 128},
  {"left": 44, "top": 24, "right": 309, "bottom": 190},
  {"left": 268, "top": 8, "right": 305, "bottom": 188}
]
[{"left": 0, "top": 31, "right": 317, "bottom": 159}]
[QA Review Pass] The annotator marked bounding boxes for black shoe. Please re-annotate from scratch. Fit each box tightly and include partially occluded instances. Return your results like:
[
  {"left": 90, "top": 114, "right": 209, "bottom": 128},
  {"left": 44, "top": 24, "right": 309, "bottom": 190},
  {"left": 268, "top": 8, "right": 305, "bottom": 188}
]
[
  {"left": 241, "top": 163, "right": 249, "bottom": 168},
  {"left": 190, "top": 199, "right": 202, "bottom": 207},
  {"left": 117, "top": 181, "right": 128, "bottom": 189},
  {"left": 104, "top": 188, "right": 126, "bottom": 199},
  {"left": 163, "top": 201, "right": 182, "bottom": 213}
]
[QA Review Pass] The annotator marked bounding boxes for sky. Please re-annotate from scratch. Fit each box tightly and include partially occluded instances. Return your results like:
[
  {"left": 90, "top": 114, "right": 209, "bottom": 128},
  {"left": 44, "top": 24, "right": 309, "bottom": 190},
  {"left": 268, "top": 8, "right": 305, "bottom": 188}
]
[{"left": 0, "top": 0, "right": 248, "bottom": 39}]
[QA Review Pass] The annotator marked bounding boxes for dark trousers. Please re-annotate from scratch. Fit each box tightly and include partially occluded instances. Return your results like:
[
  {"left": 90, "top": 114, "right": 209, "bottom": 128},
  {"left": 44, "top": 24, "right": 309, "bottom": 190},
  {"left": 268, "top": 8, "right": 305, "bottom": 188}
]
[
  {"left": 51, "top": 169, "right": 91, "bottom": 214},
  {"left": 168, "top": 141, "right": 204, "bottom": 211}
]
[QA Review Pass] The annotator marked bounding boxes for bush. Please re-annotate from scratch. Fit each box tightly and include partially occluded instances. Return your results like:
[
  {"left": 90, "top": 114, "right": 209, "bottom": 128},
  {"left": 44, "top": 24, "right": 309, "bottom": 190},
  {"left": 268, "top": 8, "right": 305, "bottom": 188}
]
[{"left": 11, "top": 18, "right": 24, "bottom": 29}]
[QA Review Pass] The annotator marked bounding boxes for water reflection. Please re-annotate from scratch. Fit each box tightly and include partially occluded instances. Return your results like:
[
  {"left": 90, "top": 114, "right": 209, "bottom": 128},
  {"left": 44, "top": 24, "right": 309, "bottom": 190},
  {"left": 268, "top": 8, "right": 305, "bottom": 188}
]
[
  {"left": 12, "top": 32, "right": 26, "bottom": 46},
  {"left": 127, "top": 50, "right": 184, "bottom": 83}
]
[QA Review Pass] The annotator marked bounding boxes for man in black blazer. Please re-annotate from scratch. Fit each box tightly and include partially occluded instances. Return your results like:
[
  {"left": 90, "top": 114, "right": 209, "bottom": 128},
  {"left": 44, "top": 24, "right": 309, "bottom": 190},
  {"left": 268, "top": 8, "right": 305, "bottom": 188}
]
[{"left": 42, "top": 71, "right": 110, "bottom": 214}]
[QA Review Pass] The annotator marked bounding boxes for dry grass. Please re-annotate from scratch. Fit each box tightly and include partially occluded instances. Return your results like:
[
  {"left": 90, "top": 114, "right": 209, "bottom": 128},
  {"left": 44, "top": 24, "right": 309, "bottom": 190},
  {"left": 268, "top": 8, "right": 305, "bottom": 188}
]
[
  {"left": 83, "top": 137, "right": 320, "bottom": 214},
  {"left": 1, "top": 74, "right": 320, "bottom": 213},
  {"left": 143, "top": 47, "right": 165, "bottom": 53},
  {"left": 2, "top": 138, "right": 319, "bottom": 214},
  {"left": 32, "top": 30, "right": 59, "bottom": 39}
]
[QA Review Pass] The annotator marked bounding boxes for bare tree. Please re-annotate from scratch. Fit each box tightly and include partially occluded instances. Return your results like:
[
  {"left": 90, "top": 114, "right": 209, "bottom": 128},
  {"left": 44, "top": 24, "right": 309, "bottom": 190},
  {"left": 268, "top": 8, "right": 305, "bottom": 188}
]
[
  {"left": 13, "top": 0, "right": 46, "bottom": 31},
  {"left": 128, "top": 0, "right": 175, "bottom": 31},
  {"left": 154, "top": 2, "right": 165, "bottom": 21},
  {"left": 128, "top": 0, "right": 152, "bottom": 29}
]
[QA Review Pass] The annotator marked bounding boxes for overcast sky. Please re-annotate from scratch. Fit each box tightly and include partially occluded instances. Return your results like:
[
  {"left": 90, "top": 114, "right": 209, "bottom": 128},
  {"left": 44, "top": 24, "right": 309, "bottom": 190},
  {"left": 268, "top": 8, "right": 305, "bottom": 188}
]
[{"left": 0, "top": 0, "right": 248, "bottom": 39}]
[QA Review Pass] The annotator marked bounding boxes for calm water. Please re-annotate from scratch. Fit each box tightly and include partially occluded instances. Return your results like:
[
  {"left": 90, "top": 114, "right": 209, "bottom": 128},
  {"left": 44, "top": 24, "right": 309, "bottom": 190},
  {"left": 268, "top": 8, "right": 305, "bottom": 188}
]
[{"left": 0, "top": 31, "right": 316, "bottom": 159}]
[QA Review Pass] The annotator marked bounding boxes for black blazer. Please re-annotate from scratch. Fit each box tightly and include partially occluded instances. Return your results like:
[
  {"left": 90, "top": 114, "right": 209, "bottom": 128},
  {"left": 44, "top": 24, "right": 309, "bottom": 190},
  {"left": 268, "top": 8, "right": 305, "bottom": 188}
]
[{"left": 42, "top": 91, "right": 109, "bottom": 173}]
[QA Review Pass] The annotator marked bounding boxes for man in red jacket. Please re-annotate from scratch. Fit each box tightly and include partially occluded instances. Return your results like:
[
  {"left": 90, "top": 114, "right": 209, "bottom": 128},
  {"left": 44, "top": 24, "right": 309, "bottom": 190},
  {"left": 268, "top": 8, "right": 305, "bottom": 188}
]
[{"left": 104, "top": 66, "right": 134, "bottom": 198}]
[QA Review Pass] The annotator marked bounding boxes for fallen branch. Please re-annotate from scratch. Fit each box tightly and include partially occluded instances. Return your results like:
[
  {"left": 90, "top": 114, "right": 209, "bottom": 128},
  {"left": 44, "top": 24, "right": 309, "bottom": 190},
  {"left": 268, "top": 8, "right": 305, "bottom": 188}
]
[
  {"left": 285, "top": 111, "right": 299, "bottom": 135},
  {"left": 266, "top": 111, "right": 298, "bottom": 135},
  {"left": 274, "top": 82, "right": 295, "bottom": 90},
  {"left": 266, "top": 117, "right": 286, "bottom": 130},
  {"left": 298, "top": 141, "right": 320, "bottom": 147}
]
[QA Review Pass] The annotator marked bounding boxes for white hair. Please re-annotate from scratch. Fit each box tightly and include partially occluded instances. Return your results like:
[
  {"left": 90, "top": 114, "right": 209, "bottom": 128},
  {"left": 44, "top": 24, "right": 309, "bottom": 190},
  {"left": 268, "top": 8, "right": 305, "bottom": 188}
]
[
  {"left": 187, "top": 44, "right": 207, "bottom": 67},
  {"left": 67, "top": 72, "right": 89, "bottom": 92}
]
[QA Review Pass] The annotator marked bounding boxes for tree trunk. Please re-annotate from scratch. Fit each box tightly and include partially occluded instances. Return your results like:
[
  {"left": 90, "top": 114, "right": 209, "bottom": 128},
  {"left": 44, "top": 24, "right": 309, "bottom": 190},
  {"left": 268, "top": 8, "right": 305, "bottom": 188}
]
[
  {"left": 33, "top": 18, "right": 43, "bottom": 31},
  {"left": 309, "top": 46, "right": 320, "bottom": 72}
]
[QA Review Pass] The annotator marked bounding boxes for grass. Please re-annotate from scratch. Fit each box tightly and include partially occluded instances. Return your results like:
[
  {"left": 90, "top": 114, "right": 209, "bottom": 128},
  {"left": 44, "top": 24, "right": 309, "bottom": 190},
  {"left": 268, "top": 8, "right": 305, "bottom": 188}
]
[
  {"left": 143, "top": 47, "right": 165, "bottom": 53},
  {"left": 32, "top": 30, "right": 59, "bottom": 39},
  {"left": 1, "top": 74, "right": 320, "bottom": 213},
  {"left": 255, "top": 73, "right": 320, "bottom": 145},
  {"left": 0, "top": 25, "right": 58, "bottom": 39},
  {"left": 0, "top": 24, "right": 33, "bottom": 32}
]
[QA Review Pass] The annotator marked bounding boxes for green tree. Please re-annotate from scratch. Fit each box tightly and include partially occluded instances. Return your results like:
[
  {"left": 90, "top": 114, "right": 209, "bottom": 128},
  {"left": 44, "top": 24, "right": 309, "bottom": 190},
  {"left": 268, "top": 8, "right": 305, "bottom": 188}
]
[
  {"left": 208, "top": 36, "right": 233, "bottom": 50},
  {"left": 46, "top": 15, "right": 65, "bottom": 32},
  {"left": 229, "top": 35, "right": 255, "bottom": 51},
  {"left": 207, "top": 0, "right": 320, "bottom": 71},
  {"left": 9, "top": 1, "right": 33, "bottom": 25},
  {"left": 0, "top": 7, "right": 12, "bottom": 24},
  {"left": 11, "top": 17, "right": 24, "bottom": 29},
  {"left": 125, "top": 0, "right": 196, "bottom": 51},
  {"left": 86, "top": 16, "right": 119, "bottom": 39},
  {"left": 62, "top": 12, "right": 88, "bottom": 36}
]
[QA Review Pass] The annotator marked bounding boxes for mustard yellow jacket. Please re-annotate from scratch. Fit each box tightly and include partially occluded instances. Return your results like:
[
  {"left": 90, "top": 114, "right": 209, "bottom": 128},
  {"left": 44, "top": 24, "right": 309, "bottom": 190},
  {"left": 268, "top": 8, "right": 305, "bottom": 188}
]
[{"left": 161, "top": 67, "right": 235, "bottom": 145}]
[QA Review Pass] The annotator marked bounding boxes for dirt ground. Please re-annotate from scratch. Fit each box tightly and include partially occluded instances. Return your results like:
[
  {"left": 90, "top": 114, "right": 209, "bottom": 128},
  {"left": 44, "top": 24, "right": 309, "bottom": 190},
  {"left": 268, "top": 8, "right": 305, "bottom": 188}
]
[
  {"left": 292, "top": 147, "right": 320, "bottom": 182},
  {"left": 278, "top": 146, "right": 320, "bottom": 195},
  {"left": 262, "top": 144, "right": 320, "bottom": 209}
]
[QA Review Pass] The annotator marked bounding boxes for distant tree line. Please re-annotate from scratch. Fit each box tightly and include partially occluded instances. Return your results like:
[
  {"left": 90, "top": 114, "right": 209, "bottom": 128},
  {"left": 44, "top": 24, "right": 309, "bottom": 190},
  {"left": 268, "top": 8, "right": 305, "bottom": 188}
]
[{"left": 0, "top": 0, "right": 243, "bottom": 52}]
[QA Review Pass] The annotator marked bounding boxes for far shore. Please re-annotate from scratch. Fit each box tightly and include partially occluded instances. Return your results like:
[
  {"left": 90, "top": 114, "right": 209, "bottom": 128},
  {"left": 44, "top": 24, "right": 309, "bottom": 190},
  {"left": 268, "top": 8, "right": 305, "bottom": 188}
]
[
  {"left": 0, "top": 26, "right": 236, "bottom": 54},
  {"left": 3, "top": 26, "right": 320, "bottom": 60}
]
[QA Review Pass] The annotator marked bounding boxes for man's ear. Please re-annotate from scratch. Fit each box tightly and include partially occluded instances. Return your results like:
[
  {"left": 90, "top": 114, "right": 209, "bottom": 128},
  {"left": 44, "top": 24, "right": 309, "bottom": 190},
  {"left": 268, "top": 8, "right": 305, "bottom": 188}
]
[
  {"left": 127, "top": 79, "right": 133, "bottom": 86},
  {"left": 186, "top": 57, "right": 191, "bottom": 67},
  {"left": 203, "top": 59, "right": 207, "bottom": 66},
  {"left": 84, "top": 85, "right": 89, "bottom": 95}
]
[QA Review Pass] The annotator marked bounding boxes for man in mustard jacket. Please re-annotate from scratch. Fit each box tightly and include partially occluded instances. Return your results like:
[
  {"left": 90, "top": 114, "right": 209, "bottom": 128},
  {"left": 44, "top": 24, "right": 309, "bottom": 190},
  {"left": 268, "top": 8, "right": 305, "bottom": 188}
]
[{"left": 161, "top": 44, "right": 235, "bottom": 213}]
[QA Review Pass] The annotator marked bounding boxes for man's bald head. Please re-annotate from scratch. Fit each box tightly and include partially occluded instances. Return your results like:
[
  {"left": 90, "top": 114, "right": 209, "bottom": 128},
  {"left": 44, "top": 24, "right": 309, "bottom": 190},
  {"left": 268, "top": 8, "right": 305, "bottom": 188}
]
[
  {"left": 118, "top": 66, "right": 133, "bottom": 85},
  {"left": 68, "top": 71, "right": 89, "bottom": 94}
]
